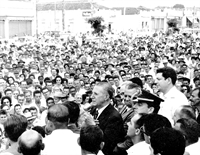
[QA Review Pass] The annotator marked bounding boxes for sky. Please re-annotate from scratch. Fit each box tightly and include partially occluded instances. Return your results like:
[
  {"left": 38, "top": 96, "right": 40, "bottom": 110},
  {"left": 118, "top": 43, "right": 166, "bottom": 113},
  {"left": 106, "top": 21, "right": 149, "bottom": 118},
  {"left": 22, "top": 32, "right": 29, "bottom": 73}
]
[{"left": 38, "top": 0, "right": 200, "bottom": 8}]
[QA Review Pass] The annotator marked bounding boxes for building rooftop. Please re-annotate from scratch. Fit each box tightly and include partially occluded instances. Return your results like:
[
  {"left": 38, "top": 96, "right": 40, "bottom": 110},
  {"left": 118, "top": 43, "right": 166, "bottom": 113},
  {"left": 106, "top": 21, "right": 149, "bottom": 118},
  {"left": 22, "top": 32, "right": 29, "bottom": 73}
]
[
  {"left": 37, "top": 1, "right": 108, "bottom": 11},
  {"left": 111, "top": 6, "right": 151, "bottom": 15}
]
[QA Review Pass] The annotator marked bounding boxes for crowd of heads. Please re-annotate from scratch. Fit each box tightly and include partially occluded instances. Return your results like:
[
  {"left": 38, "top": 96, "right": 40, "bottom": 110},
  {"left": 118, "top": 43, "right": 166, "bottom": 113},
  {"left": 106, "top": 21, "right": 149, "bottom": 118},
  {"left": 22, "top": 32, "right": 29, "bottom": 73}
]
[{"left": 0, "top": 31, "right": 200, "bottom": 155}]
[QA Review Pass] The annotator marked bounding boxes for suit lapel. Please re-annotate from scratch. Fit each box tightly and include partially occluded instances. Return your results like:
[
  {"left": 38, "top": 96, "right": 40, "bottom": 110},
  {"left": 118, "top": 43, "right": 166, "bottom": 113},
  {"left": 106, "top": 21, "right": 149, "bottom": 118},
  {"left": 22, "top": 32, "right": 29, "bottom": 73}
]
[{"left": 98, "top": 104, "right": 113, "bottom": 122}]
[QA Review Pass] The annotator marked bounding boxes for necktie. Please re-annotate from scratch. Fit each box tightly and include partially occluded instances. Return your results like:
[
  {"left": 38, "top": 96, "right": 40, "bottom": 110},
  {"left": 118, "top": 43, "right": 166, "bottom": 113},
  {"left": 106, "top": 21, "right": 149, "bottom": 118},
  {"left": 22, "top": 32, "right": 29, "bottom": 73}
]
[{"left": 94, "top": 109, "right": 99, "bottom": 119}]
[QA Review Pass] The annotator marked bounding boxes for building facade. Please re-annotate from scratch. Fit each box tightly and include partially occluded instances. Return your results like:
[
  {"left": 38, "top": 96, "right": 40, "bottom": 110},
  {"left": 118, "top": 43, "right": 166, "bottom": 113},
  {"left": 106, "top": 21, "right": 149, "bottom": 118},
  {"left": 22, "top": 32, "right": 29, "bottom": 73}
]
[{"left": 0, "top": 0, "right": 36, "bottom": 39}]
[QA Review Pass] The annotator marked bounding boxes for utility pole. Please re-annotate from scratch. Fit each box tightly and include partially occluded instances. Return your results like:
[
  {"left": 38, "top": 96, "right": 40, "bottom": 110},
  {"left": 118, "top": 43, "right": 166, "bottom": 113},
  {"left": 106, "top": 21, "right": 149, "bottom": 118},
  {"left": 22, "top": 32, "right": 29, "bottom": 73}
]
[
  {"left": 36, "top": 0, "right": 38, "bottom": 36},
  {"left": 62, "top": 0, "right": 65, "bottom": 32},
  {"left": 54, "top": 1, "right": 57, "bottom": 31},
  {"left": 193, "top": 6, "right": 195, "bottom": 33}
]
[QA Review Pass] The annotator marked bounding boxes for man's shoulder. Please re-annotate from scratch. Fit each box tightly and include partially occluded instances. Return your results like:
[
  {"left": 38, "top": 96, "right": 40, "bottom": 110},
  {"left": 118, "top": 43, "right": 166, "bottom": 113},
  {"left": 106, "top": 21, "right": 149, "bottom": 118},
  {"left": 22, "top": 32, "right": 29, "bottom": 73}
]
[
  {"left": 105, "top": 105, "right": 122, "bottom": 120},
  {"left": 104, "top": 104, "right": 120, "bottom": 115}
]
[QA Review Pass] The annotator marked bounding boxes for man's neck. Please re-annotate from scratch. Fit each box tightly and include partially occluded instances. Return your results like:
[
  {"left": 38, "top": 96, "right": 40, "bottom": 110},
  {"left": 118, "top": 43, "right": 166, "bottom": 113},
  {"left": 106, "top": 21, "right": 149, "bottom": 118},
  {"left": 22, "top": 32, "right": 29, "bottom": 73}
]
[
  {"left": 131, "top": 136, "right": 144, "bottom": 146},
  {"left": 98, "top": 101, "right": 110, "bottom": 110},
  {"left": 163, "top": 85, "right": 174, "bottom": 95},
  {"left": 195, "top": 105, "right": 200, "bottom": 113},
  {"left": 35, "top": 101, "right": 41, "bottom": 105},
  {"left": 25, "top": 100, "right": 32, "bottom": 105}
]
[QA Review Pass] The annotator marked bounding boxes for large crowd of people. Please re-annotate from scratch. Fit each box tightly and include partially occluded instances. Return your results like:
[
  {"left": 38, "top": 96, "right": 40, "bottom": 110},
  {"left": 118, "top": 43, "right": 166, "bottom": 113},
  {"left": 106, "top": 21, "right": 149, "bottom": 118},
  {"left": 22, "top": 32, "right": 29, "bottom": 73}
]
[{"left": 0, "top": 30, "right": 200, "bottom": 155}]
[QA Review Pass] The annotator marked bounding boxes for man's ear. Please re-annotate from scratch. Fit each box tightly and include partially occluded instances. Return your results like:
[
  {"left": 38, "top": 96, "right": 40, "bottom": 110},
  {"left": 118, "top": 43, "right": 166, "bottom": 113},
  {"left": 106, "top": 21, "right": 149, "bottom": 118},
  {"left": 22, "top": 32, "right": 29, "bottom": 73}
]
[
  {"left": 148, "top": 107, "right": 154, "bottom": 114},
  {"left": 167, "top": 77, "right": 172, "bottom": 84},
  {"left": 77, "top": 137, "right": 80, "bottom": 146},
  {"left": 135, "top": 128, "right": 140, "bottom": 135},
  {"left": 100, "top": 142, "right": 104, "bottom": 150},
  {"left": 104, "top": 93, "right": 109, "bottom": 101}
]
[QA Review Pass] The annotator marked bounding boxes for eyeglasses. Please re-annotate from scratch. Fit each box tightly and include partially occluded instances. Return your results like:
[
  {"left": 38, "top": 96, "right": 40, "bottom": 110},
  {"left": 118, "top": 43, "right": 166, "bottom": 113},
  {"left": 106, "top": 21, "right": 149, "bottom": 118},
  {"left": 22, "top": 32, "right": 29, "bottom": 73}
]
[
  {"left": 124, "top": 95, "right": 132, "bottom": 99},
  {"left": 140, "top": 126, "right": 150, "bottom": 136}
]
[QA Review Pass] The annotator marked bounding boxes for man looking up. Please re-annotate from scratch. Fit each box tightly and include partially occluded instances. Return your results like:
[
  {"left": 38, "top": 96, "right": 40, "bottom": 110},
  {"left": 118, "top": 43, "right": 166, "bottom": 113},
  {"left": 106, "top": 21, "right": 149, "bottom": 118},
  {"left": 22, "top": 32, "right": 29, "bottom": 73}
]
[{"left": 156, "top": 67, "right": 189, "bottom": 125}]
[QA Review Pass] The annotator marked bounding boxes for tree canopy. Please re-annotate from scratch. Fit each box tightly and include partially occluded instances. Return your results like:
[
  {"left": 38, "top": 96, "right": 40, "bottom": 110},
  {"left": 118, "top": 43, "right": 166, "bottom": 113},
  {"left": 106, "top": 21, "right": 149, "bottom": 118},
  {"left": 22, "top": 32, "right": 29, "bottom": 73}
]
[
  {"left": 167, "top": 18, "right": 179, "bottom": 28},
  {"left": 173, "top": 4, "right": 185, "bottom": 9},
  {"left": 87, "top": 17, "right": 106, "bottom": 36}
]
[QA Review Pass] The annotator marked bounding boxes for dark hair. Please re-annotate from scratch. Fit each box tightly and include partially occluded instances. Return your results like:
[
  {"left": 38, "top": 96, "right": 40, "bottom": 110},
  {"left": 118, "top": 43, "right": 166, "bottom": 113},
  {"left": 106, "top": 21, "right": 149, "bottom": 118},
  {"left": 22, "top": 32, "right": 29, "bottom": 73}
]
[
  {"left": 32, "top": 126, "right": 46, "bottom": 138},
  {"left": 22, "top": 68, "right": 29, "bottom": 74},
  {"left": 193, "top": 77, "right": 200, "bottom": 83},
  {"left": 1, "top": 96, "right": 12, "bottom": 107},
  {"left": 62, "top": 78, "right": 68, "bottom": 84},
  {"left": 82, "top": 94, "right": 89, "bottom": 103},
  {"left": 55, "top": 75, "right": 63, "bottom": 84},
  {"left": 4, "top": 115, "right": 27, "bottom": 142},
  {"left": 63, "top": 101, "right": 80, "bottom": 124},
  {"left": 28, "top": 74, "right": 35, "bottom": 79},
  {"left": 94, "top": 70, "right": 100, "bottom": 75},
  {"left": 17, "top": 115, "right": 28, "bottom": 131},
  {"left": 126, "top": 82, "right": 140, "bottom": 90},
  {"left": 4, "top": 88, "right": 12, "bottom": 95},
  {"left": 181, "top": 84, "right": 190, "bottom": 93},
  {"left": 33, "top": 90, "right": 41, "bottom": 97},
  {"left": 35, "top": 85, "right": 42, "bottom": 91},
  {"left": 14, "top": 103, "right": 21, "bottom": 110},
  {"left": 0, "top": 109, "right": 7, "bottom": 115},
  {"left": 42, "top": 86, "right": 49, "bottom": 93},
  {"left": 150, "top": 128, "right": 186, "bottom": 155},
  {"left": 46, "top": 97, "right": 54, "bottom": 103},
  {"left": 7, "top": 76, "right": 15, "bottom": 84},
  {"left": 80, "top": 125, "right": 104, "bottom": 154},
  {"left": 23, "top": 108, "right": 30, "bottom": 114},
  {"left": 129, "top": 77, "right": 143, "bottom": 88},
  {"left": 29, "top": 106, "right": 38, "bottom": 112},
  {"left": 156, "top": 67, "right": 177, "bottom": 85},
  {"left": 44, "top": 78, "right": 51, "bottom": 83},
  {"left": 143, "top": 114, "right": 172, "bottom": 136},
  {"left": 26, "top": 78, "right": 33, "bottom": 85},
  {"left": 176, "top": 118, "right": 200, "bottom": 145}
]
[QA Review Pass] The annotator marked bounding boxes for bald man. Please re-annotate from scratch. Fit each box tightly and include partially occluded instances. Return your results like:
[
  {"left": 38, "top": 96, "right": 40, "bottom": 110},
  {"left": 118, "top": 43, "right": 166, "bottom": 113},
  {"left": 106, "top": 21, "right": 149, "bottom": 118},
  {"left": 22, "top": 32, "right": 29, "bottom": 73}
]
[{"left": 18, "top": 130, "right": 44, "bottom": 155}]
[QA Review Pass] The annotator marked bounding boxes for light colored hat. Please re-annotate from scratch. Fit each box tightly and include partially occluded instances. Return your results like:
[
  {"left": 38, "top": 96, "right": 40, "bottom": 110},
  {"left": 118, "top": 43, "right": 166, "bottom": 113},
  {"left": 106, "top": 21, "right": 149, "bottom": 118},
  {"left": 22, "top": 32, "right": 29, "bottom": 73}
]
[
  {"left": 24, "top": 112, "right": 36, "bottom": 121},
  {"left": 163, "top": 59, "right": 168, "bottom": 63}
]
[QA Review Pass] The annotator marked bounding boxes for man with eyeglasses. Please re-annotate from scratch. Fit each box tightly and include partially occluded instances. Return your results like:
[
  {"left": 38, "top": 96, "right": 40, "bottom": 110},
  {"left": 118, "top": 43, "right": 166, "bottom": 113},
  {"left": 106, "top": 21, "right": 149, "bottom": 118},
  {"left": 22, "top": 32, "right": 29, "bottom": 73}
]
[
  {"left": 127, "top": 113, "right": 150, "bottom": 155},
  {"left": 42, "top": 87, "right": 51, "bottom": 99},
  {"left": 121, "top": 83, "right": 141, "bottom": 132}
]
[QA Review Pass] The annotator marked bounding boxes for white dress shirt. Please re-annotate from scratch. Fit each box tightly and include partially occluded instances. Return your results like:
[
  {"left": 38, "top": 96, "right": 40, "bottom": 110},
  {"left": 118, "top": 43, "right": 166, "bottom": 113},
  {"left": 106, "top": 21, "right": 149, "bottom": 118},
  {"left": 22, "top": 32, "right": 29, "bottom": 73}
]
[
  {"left": 42, "top": 129, "right": 81, "bottom": 155},
  {"left": 158, "top": 86, "right": 189, "bottom": 125},
  {"left": 97, "top": 104, "right": 110, "bottom": 119},
  {"left": 185, "top": 139, "right": 200, "bottom": 155},
  {"left": 127, "top": 141, "right": 150, "bottom": 155}
]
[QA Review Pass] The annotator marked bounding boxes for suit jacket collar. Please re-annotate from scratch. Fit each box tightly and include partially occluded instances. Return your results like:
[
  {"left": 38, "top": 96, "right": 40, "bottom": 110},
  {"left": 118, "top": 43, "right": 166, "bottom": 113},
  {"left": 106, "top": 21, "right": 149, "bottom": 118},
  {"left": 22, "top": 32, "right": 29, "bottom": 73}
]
[{"left": 98, "top": 104, "right": 113, "bottom": 121}]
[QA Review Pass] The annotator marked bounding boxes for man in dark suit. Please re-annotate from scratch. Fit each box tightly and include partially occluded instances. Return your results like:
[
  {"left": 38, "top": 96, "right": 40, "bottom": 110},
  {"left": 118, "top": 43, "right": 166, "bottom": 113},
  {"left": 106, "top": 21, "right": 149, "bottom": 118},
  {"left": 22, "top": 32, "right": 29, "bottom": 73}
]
[
  {"left": 189, "top": 87, "right": 200, "bottom": 124},
  {"left": 120, "top": 83, "right": 141, "bottom": 132},
  {"left": 91, "top": 82, "right": 126, "bottom": 155}
]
